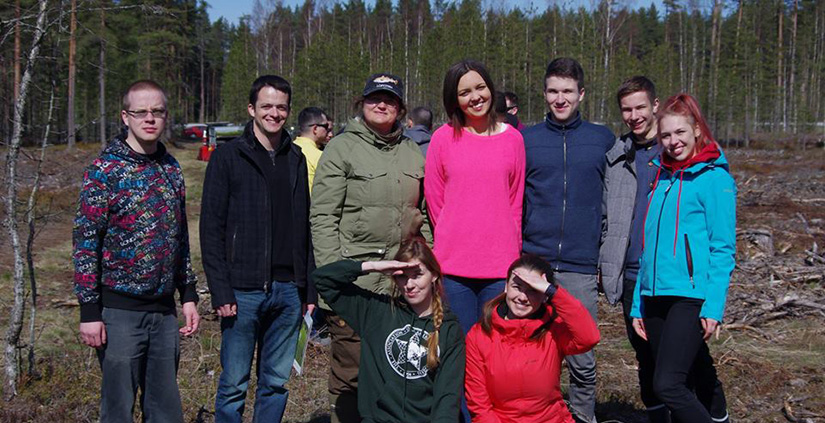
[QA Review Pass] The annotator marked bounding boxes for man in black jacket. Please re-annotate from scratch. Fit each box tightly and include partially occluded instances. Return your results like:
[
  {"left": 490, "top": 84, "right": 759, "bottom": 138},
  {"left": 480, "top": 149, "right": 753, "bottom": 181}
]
[{"left": 200, "top": 75, "right": 314, "bottom": 423}]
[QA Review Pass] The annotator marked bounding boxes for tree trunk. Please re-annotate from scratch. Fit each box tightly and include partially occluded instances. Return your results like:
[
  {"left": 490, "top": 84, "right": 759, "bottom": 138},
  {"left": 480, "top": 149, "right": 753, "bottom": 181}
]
[
  {"left": 776, "top": 0, "right": 784, "bottom": 132},
  {"left": 26, "top": 83, "right": 55, "bottom": 378},
  {"left": 5, "top": 0, "right": 49, "bottom": 400},
  {"left": 67, "top": 0, "right": 77, "bottom": 149},
  {"left": 789, "top": 0, "right": 798, "bottom": 134},
  {"left": 99, "top": 4, "right": 106, "bottom": 146},
  {"left": 709, "top": 0, "right": 722, "bottom": 131},
  {"left": 199, "top": 29, "right": 205, "bottom": 123},
  {"left": 14, "top": 0, "right": 21, "bottom": 105}
]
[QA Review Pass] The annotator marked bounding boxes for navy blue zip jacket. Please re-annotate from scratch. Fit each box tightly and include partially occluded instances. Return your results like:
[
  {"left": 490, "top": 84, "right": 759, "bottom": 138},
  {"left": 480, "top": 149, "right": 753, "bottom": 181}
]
[{"left": 522, "top": 112, "right": 614, "bottom": 274}]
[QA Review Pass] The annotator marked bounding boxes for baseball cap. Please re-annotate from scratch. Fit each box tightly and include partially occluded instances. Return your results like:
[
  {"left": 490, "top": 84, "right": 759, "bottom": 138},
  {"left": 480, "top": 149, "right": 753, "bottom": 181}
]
[{"left": 363, "top": 73, "right": 404, "bottom": 102}]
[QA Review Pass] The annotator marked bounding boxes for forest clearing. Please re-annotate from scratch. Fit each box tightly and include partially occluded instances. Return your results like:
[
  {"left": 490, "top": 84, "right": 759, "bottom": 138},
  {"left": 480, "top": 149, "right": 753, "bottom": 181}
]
[{"left": 0, "top": 139, "right": 822, "bottom": 422}]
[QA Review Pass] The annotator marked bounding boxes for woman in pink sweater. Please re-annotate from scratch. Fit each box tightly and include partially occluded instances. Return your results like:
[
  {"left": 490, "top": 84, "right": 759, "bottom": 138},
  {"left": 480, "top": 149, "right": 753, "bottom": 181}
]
[{"left": 424, "top": 59, "right": 526, "bottom": 336}]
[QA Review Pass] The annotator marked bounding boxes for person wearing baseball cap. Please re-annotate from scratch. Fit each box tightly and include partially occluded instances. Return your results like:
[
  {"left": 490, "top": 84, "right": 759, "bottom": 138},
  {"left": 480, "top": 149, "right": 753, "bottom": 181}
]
[{"left": 310, "top": 72, "right": 431, "bottom": 423}]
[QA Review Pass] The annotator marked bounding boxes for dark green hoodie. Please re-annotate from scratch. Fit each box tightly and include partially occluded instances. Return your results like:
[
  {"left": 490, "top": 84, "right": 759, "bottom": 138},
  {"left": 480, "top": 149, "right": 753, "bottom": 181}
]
[{"left": 314, "top": 260, "right": 464, "bottom": 423}]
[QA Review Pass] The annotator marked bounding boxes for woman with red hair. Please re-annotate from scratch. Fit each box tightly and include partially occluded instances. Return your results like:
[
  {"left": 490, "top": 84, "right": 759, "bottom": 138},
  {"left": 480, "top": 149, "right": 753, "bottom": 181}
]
[{"left": 630, "top": 93, "right": 734, "bottom": 423}]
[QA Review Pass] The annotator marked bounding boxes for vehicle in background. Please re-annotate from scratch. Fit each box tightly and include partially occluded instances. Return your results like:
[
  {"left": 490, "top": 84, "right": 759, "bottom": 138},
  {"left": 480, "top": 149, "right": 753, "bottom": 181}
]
[
  {"left": 182, "top": 123, "right": 207, "bottom": 140},
  {"left": 208, "top": 122, "right": 244, "bottom": 141},
  {"left": 196, "top": 122, "right": 245, "bottom": 161},
  {"left": 181, "top": 122, "right": 244, "bottom": 143}
]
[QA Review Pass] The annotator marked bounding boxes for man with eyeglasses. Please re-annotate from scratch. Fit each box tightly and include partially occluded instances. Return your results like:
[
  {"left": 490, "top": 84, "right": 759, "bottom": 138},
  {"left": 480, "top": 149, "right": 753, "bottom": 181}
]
[
  {"left": 294, "top": 106, "right": 332, "bottom": 194},
  {"left": 73, "top": 79, "right": 200, "bottom": 422},
  {"left": 200, "top": 75, "right": 315, "bottom": 423}
]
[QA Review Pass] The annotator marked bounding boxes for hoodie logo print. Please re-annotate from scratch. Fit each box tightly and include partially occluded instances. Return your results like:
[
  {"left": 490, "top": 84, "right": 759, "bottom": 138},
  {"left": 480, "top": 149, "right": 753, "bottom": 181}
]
[{"left": 385, "top": 324, "right": 432, "bottom": 379}]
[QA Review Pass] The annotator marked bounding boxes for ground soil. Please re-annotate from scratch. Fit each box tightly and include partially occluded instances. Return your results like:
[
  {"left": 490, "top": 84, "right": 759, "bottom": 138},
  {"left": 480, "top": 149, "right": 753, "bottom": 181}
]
[{"left": 0, "top": 142, "right": 822, "bottom": 422}]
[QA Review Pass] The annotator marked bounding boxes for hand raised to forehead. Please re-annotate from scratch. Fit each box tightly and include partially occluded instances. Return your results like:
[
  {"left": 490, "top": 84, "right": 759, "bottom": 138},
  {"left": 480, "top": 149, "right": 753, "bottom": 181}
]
[
  {"left": 362, "top": 260, "right": 419, "bottom": 275},
  {"left": 512, "top": 269, "right": 552, "bottom": 294}
]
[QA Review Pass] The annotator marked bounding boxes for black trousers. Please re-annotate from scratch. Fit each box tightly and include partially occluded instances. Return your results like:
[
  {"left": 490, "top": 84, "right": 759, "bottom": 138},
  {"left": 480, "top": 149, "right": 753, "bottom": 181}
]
[
  {"left": 642, "top": 296, "right": 729, "bottom": 423},
  {"left": 622, "top": 278, "right": 660, "bottom": 409}
]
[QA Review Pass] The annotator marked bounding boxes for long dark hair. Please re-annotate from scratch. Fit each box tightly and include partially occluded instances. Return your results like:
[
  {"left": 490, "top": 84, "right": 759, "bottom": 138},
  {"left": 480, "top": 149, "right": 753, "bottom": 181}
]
[
  {"left": 392, "top": 237, "right": 445, "bottom": 370},
  {"left": 480, "top": 254, "right": 557, "bottom": 341},
  {"left": 442, "top": 60, "right": 498, "bottom": 139}
]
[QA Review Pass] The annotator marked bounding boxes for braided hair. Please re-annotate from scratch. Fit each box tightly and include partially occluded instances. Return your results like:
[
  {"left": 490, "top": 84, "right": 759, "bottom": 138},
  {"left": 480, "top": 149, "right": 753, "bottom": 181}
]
[{"left": 392, "top": 237, "right": 445, "bottom": 370}]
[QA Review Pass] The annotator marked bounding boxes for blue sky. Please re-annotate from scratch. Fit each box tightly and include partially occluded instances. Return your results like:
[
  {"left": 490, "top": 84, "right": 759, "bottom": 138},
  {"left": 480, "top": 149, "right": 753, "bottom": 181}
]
[{"left": 206, "top": 0, "right": 669, "bottom": 26}]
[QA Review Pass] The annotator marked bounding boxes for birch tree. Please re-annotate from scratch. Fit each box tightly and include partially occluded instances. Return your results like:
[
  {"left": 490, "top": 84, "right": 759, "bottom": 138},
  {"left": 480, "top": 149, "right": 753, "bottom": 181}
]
[{"left": 4, "top": 0, "right": 50, "bottom": 400}]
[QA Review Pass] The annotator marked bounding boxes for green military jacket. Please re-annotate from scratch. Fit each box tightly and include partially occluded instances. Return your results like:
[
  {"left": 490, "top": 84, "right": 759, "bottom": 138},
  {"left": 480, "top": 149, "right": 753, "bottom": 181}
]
[{"left": 311, "top": 117, "right": 430, "bottom": 307}]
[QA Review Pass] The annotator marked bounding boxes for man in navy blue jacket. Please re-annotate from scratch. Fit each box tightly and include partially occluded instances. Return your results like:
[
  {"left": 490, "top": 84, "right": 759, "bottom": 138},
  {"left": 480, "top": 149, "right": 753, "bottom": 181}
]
[{"left": 522, "top": 58, "right": 614, "bottom": 423}]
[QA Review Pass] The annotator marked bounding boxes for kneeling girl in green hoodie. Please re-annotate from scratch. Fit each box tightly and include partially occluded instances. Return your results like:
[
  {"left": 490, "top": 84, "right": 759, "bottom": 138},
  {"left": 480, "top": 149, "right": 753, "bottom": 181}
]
[{"left": 314, "top": 237, "right": 465, "bottom": 423}]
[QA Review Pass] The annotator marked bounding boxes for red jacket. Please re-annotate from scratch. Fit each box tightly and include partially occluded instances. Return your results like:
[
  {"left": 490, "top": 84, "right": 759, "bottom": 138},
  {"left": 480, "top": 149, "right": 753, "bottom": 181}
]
[{"left": 465, "top": 286, "right": 600, "bottom": 423}]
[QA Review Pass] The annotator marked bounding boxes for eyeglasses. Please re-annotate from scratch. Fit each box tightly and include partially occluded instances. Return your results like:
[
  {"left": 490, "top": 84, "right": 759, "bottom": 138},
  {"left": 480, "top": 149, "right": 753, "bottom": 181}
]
[
  {"left": 125, "top": 108, "right": 168, "bottom": 119},
  {"left": 312, "top": 123, "right": 331, "bottom": 131}
]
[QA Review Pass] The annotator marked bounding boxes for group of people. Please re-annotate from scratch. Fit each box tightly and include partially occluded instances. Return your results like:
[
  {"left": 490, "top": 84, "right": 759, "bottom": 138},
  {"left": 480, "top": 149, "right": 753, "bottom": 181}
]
[{"left": 72, "top": 55, "right": 737, "bottom": 423}]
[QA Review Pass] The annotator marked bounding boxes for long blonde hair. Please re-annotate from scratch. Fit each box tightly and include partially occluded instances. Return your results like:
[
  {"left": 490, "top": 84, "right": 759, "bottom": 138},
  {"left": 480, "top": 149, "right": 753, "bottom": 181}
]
[{"left": 392, "top": 237, "right": 445, "bottom": 370}]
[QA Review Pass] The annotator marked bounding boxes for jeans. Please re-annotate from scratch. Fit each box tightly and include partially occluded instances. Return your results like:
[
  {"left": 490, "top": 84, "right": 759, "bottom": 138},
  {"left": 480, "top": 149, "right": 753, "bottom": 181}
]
[
  {"left": 97, "top": 307, "right": 183, "bottom": 423},
  {"left": 442, "top": 275, "right": 505, "bottom": 423},
  {"left": 442, "top": 275, "right": 506, "bottom": 334},
  {"left": 214, "top": 282, "right": 302, "bottom": 423},
  {"left": 643, "top": 296, "right": 728, "bottom": 423},
  {"left": 554, "top": 271, "right": 598, "bottom": 423}
]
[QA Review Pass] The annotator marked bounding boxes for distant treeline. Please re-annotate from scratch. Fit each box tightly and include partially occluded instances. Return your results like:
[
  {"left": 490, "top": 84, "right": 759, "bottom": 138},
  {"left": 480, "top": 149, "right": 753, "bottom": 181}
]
[{"left": 2, "top": 0, "right": 824, "bottom": 146}]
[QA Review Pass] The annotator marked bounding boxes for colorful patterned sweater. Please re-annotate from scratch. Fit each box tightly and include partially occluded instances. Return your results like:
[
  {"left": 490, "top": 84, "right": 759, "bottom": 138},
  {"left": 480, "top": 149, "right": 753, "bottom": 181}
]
[{"left": 73, "top": 136, "right": 198, "bottom": 322}]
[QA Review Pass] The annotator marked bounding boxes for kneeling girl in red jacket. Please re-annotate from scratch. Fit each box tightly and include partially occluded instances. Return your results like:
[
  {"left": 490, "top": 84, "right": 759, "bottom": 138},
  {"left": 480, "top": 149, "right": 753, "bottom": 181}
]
[{"left": 465, "top": 254, "right": 601, "bottom": 423}]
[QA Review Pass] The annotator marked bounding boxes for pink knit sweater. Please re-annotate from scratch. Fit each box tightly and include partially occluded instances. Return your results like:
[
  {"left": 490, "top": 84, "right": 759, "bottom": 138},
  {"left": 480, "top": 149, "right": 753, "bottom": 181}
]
[{"left": 424, "top": 123, "right": 525, "bottom": 279}]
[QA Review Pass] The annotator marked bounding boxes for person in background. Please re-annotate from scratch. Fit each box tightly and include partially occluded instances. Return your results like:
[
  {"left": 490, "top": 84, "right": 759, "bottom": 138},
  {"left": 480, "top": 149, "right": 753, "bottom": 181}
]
[
  {"left": 311, "top": 72, "right": 429, "bottom": 423},
  {"left": 631, "top": 93, "right": 734, "bottom": 423},
  {"left": 405, "top": 106, "right": 434, "bottom": 157},
  {"left": 73, "top": 79, "right": 200, "bottom": 422},
  {"left": 503, "top": 91, "right": 525, "bottom": 130},
  {"left": 294, "top": 106, "right": 332, "bottom": 193},
  {"left": 494, "top": 91, "right": 517, "bottom": 126},
  {"left": 465, "top": 254, "right": 600, "bottom": 423},
  {"left": 200, "top": 75, "right": 314, "bottom": 423},
  {"left": 521, "top": 57, "right": 614, "bottom": 423},
  {"left": 314, "top": 237, "right": 464, "bottom": 423}
]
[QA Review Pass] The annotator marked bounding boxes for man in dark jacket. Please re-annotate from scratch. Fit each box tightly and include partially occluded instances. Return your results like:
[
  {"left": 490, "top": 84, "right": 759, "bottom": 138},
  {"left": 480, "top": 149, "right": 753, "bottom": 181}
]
[
  {"left": 73, "top": 80, "right": 200, "bottom": 422},
  {"left": 522, "top": 58, "right": 614, "bottom": 423},
  {"left": 200, "top": 75, "right": 314, "bottom": 423},
  {"left": 404, "top": 106, "right": 433, "bottom": 157}
]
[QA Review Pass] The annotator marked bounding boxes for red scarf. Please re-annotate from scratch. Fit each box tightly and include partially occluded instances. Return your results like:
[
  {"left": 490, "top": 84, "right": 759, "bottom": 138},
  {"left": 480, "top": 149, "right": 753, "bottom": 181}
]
[{"left": 661, "top": 141, "right": 721, "bottom": 171}]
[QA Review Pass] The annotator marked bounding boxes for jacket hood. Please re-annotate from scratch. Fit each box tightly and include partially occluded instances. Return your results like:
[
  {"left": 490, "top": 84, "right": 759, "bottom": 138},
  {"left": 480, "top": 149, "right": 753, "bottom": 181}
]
[
  {"left": 490, "top": 302, "right": 553, "bottom": 339},
  {"left": 660, "top": 141, "right": 723, "bottom": 173},
  {"left": 405, "top": 125, "right": 431, "bottom": 145},
  {"left": 394, "top": 297, "right": 460, "bottom": 325},
  {"left": 544, "top": 111, "right": 583, "bottom": 134},
  {"left": 105, "top": 130, "right": 167, "bottom": 164},
  {"left": 344, "top": 117, "right": 406, "bottom": 149}
]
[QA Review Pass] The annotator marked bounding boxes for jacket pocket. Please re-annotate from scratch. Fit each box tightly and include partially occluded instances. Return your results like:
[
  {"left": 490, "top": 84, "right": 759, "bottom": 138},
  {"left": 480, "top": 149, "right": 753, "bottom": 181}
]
[
  {"left": 351, "top": 169, "right": 388, "bottom": 205},
  {"left": 684, "top": 234, "right": 694, "bottom": 288},
  {"left": 341, "top": 242, "right": 388, "bottom": 260}
]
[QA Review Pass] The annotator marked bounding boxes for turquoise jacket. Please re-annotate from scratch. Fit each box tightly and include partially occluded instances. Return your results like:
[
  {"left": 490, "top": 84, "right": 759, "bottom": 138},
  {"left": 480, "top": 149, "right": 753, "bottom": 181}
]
[{"left": 630, "top": 150, "right": 736, "bottom": 322}]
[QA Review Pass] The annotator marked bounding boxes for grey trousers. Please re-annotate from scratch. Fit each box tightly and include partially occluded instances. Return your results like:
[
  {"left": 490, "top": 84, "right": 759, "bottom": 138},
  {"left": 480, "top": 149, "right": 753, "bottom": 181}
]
[
  {"left": 97, "top": 308, "right": 183, "bottom": 423},
  {"left": 554, "top": 271, "right": 599, "bottom": 423}
]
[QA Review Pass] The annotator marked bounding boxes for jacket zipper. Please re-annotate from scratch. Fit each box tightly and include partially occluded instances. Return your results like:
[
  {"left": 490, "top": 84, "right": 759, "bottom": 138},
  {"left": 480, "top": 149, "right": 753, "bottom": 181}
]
[
  {"left": 556, "top": 128, "right": 568, "bottom": 270},
  {"left": 684, "top": 234, "right": 695, "bottom": 288},
  {"left": 651, "top": 179, "right": 675, "bottom": 296}
]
